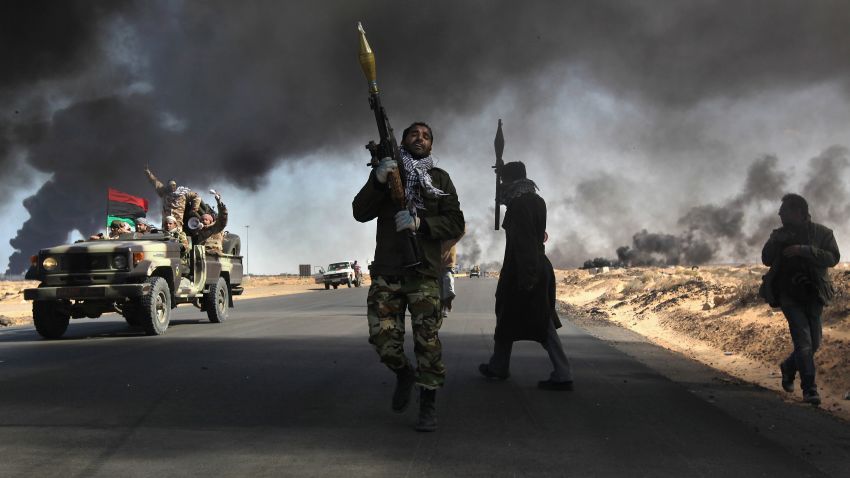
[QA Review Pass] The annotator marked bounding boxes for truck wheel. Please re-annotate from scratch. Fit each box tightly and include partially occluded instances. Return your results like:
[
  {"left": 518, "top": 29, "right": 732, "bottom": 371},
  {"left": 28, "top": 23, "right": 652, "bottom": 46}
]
[
  {"left": 347, "top": 277, "right": 352, "bottom": 288},
  {"left": 333, "top": 284, "right": 339, "bottom": 289},
  {"left": 325, "top": 283, "right": 330, "bottom": 290},
  {"left": 33, "top": 301, "right": 70, "bottom": 339},
  {"left": 205, "top": 277, "right": 230, "bottom": 323},
  {"left": 123, "top": 301, "right": 144, "bottom": 327},
  {"left": 140, "top": 277, "right": 171, "bottom": 336}
]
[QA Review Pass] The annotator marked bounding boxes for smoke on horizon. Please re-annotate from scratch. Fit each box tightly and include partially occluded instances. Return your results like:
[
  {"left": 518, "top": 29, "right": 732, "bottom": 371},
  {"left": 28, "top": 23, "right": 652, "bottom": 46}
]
[
  {"left": 4, "top": 1, "right": 850, "bottom": 272},
  {"left": 580, "top": 148, "right": 850, "bottom": 268}
]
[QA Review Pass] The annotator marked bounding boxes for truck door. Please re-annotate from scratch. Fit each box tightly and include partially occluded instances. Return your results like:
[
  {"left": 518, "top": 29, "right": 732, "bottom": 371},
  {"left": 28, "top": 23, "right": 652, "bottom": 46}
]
[{"left": 192, "top": 245, "right": 207, "bottom": 288}]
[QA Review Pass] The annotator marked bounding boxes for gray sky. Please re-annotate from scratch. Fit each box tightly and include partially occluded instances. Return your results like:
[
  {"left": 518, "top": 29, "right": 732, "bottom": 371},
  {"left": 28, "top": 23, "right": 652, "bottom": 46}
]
[{"left": 2, "top": 1, "right": 850, "bottom": 274}]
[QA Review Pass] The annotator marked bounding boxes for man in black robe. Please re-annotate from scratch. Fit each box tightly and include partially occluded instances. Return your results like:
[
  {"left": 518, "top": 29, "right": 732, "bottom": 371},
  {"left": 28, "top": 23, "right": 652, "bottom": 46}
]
[{"left": 479, "top": 162, "right": 574, "bottom": 390}]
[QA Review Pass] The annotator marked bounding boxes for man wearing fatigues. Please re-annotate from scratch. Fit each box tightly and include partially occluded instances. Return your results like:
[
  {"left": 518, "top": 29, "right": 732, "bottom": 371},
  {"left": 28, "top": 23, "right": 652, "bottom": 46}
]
[
  {"left": 145, "top": 166, "right": 201, "bottom": 231},
  {"left": 353, "top": 122, "right": 465, "bottom": 432},
  {"left": 164, "top": 215, "right": 190, "bottom": 276},
  {"left": 190, "top": 193, "right": 228, "bottom": 254}
]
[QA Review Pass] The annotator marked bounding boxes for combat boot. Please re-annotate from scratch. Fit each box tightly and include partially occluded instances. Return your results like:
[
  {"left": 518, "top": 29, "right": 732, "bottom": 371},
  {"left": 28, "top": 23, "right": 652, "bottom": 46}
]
[
  {"left": 415, "top": 388, "right": 437, "bottom": 432},
  {"left": 392, "top": 366, "right": 416, "bottom": 413},
  {"left": 803, "top": 387, "right": 821, "bottom": 406}
]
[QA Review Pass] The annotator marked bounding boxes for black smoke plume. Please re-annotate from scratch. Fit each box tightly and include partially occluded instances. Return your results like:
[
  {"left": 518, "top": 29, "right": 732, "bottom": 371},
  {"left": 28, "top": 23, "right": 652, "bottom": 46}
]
[
  {"left": 456, "top": 238, "right": 483, "bottom": 268},
  {"left": 5, "top": 1, "right": 850, "bottom": 272},
  {"left": 588, "top": 148, "right": 850, "bottom": 267}
]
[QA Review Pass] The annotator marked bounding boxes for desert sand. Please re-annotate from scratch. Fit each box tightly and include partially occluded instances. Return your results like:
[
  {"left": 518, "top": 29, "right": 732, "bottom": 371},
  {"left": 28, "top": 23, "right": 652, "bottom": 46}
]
[{"left": 556, "top": 265, "right": 850, "bottom": 420}]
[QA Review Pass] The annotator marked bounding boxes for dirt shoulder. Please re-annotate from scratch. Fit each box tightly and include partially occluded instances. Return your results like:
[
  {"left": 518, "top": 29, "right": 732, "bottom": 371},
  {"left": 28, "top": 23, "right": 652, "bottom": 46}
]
[
  {"left": 556, "top": 265, "right": 850, "bottom": 421},
  {"left": 235, "top": 275, "right": 328, "bottom": 299},
  {"left": 0, "top": 280, "right": 40, "bottom": 325}
]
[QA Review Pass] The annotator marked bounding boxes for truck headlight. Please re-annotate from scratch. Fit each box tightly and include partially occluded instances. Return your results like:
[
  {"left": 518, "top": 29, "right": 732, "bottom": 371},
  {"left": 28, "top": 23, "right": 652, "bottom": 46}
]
[
  {"left": 42, "top": 257, "right": 58, "bottom": 271},
  {"left": 113, "top": 255, "right": 128, "bottom": 270},
  {"left": 133, "top": 252, "right": 145, "bottom": 266}
]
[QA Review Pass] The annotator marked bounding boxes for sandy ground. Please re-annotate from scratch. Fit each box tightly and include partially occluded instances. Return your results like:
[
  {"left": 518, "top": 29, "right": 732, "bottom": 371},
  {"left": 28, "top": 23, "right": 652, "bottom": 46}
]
[
  {"left": 555, "top": 265, "right": 850, "bottom": 421},
  {"left": 235, "top": 275, "right": 340, "bottom": 299},
  {"left": 0, "top": 280, "right": 40, "bottom": 325}
]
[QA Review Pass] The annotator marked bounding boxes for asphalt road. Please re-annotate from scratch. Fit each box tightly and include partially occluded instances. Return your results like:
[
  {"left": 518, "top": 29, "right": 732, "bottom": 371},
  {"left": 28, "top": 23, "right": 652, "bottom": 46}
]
[{"left": 1, "top": 278, "right": 848, "bottom": 477}]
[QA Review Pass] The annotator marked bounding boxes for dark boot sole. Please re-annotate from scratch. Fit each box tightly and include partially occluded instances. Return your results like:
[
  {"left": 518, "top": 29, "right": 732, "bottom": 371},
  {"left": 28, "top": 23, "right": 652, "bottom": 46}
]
[
  {"left": 415, "top": 424, "right": 437, "bottom": 432},
  {"left": 478, "top": 364, "right": 509, "bottom": 381},
  {"left": 803, "top": 396, "right": 822, "bottom": 407}
]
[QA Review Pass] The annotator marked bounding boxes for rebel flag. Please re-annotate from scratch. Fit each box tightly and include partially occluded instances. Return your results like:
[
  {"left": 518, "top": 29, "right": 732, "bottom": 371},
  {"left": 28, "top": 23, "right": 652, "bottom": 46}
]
[{"left": 107, "top": 188, "right": 149, "bottom": 227}]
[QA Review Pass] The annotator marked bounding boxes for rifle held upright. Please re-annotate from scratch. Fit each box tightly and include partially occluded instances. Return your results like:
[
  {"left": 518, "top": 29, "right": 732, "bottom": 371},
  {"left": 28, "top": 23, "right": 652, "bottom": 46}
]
[{"left": 358, "top": 22, "right": 422, "bottom": 267}]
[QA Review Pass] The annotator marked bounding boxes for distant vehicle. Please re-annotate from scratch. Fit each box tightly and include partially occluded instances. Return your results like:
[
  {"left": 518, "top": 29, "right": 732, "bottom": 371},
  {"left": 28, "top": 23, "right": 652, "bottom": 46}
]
[
  {"left": 322, "top": 261, "right": 361, "bottom": 289},
  {"left": 23, "top": 232, "right": 243, "bottom": 339},
  {"left": 313, "top": 267, "right": 326, "bottom": 284},
  {"left": 469, "top": 265, "right": 481, "bottom": 278}
]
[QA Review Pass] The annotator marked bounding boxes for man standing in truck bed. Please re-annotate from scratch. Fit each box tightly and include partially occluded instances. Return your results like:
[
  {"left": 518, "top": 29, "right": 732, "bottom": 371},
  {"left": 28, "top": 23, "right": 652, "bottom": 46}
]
[
  {"left": 145, "top": 165, "right": 201, "bottom": 231},
  {"left": 352, "top": 122, "right": 465, "bottom": 432},
  {"left": 190, "top": 191, "right": 228, "bottom": 254}
]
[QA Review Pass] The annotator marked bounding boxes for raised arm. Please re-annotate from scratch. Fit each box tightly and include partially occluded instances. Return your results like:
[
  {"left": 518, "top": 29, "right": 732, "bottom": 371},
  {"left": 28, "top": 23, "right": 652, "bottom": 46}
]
[
  {"left": 144, "top": 167, "right": 167, "bottom": 196},
  {"left": 209, "top": 198, "right": 228, "bottom": 234}
]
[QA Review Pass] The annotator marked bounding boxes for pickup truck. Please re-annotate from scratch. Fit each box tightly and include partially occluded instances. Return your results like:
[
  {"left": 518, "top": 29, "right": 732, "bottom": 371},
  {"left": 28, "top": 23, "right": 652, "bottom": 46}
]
[
  {"left": 24, "top": 232, "right": 243, "bottom": 339},
  {"left": 322, "top": 261, "right": 361, "bottom": 289}
]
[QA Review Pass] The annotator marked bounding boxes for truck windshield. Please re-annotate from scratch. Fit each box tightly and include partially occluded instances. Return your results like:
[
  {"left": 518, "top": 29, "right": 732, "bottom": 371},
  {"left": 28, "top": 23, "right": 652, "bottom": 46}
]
[{"left": 328, "top": 262, "right": 349, "bottom": 271}]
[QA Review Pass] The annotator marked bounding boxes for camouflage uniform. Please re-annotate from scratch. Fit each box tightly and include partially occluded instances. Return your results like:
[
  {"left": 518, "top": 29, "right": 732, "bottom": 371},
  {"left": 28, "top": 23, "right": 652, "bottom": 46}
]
[
  {"left": 192, "top": 198, "right": 228, "bottom": 254},
  {"left": 367, "top": 275, "right": 444, "bottom": 389},
  {"left": 353, "top": 162, "right": 464, "bottom": 390},
  {"left": 169, "top": 228, "right": 190, "bottom": 273},
  {"left": 145, "top": 169, "right": 201, "bottom": 230}
]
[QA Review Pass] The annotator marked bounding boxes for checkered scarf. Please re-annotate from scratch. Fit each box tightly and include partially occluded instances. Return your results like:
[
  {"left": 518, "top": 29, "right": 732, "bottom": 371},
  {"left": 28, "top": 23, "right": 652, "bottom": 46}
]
[
  {"left": 167, "top": 186, "right": 193, "bottom": 204},
  {"left": 399, "top": 147, "right": 446, "bottom": 210},
  {"left": 500, "top": 178, "right": 539, "bottom": 205}
]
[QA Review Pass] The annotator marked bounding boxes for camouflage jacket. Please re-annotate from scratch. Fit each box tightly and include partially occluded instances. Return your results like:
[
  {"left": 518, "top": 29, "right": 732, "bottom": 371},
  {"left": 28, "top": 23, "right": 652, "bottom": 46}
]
[
  {"left": 194, "top": 199, "right": 228, "bottom": 253},
  {"left": 353, "top": 167, "right": 465, "bottom": 279},
  {"left": 168, "top": 228, "right": 190, "bottom": 255},
  {"left": 146, "top": 170, "right": 200, "bottom": 226}
]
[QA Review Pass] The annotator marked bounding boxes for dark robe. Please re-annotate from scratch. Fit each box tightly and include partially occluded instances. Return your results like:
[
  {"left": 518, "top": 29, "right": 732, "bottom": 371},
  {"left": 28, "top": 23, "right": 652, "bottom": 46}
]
[{"left": 494, "top": 191, "right": 561, "bottom": 343}]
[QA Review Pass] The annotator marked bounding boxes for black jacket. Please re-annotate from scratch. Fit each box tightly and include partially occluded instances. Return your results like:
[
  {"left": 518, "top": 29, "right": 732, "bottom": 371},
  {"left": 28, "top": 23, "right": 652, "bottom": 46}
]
[
  {"left": 352, "top": 167, "right": 465, "bottom": 279},
  {"left": 760, "top": 221, "right": 839, "bottom": 306}
]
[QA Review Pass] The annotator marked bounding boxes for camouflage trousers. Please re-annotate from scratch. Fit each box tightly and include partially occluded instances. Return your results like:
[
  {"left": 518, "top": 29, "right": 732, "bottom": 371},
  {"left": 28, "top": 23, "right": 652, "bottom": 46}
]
[{"left": 367, "top": 274, "right": 445, "bottom": 389}]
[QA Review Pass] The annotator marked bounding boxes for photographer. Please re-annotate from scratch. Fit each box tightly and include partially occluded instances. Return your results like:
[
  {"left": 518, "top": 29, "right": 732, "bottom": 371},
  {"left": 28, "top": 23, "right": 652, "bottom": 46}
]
[{"left": 761, "top": 194, "right": 839, "bottom": 406}]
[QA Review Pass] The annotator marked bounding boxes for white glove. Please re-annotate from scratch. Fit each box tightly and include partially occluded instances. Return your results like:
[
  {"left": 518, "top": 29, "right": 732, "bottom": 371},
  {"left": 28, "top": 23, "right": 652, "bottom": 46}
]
[
  {"left": 394, "top": 210, "right": 420, "bottom": 232},
  {"left": 375, "top": 157, "right": 398, "bottom": 184}
]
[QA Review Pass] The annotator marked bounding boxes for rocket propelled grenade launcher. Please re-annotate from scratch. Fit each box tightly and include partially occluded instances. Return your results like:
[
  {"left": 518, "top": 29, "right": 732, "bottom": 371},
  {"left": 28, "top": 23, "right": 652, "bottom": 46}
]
[
  {"left": 357, "top": 22, "right": 422, "bottom": 268},
  {"left": 493, "top": 119, "right": 505, "bottom": 230}
]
